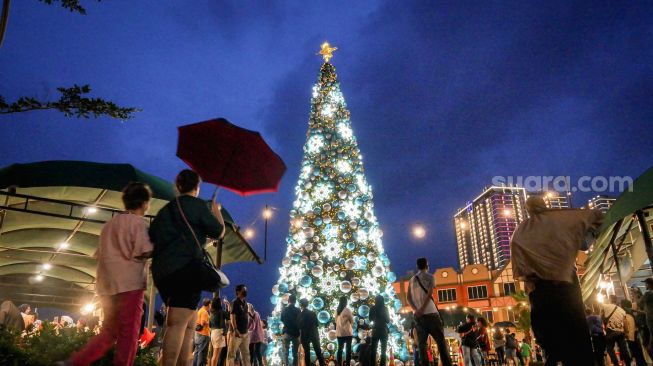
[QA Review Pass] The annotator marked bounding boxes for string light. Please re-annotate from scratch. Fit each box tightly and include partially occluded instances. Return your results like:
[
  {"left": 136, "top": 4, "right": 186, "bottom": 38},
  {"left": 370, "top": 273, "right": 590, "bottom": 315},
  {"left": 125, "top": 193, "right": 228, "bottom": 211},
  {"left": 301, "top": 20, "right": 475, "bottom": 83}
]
[
  {"left": 42, "top": 263, "right": 52, "bottom": 270},
  {"left": 85, "top": 207, "right": 98, "bottom": 214},
  {"left": 597, "top": 293, "right": 605, "bottom": 303},
  {"left": 34, "top": 275, "right": 44, "bottom": 282},
  {"left": 58, "top": 242, "right": 69, "bottom": 250},
  {"left": 243, "top": 228, "right": 255, "bottom": 240},
  {"left": 81, "top": 303, "right": 95, "bottom": 315}
]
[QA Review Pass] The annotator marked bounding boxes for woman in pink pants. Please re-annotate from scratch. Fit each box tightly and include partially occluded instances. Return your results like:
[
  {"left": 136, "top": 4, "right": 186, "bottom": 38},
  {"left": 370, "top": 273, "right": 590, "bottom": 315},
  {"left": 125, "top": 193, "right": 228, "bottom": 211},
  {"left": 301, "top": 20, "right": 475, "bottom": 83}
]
[{"left": 66, "top": 182, "right": 154, "bottom": 366}]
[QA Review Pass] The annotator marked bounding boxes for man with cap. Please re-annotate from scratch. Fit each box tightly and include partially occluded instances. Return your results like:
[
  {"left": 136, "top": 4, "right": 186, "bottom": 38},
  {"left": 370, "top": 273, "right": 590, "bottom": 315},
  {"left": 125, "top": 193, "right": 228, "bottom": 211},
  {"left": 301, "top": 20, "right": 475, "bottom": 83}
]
[
  {"left": 297, "top": 298, "right": 325, "bottom": 366},
  {"left": 510, "top": 196, "right": 602, "bottom": 366}
]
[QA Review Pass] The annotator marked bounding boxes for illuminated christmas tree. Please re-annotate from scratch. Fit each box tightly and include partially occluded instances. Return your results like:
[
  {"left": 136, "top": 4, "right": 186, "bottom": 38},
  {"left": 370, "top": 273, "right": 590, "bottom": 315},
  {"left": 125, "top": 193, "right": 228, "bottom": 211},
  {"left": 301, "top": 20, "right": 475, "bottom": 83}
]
[{"left": 267, "top": 43, "right": 407, "bottom": 364}]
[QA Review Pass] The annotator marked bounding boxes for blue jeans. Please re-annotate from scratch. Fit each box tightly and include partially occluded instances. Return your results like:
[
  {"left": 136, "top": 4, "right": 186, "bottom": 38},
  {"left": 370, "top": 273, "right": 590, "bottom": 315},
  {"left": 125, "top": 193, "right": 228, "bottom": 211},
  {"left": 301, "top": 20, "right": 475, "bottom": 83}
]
[
  {"left": 193, "top": 333, "right": 210, "bottom": 366},
  {"left": 462, "top": 346, "right": 482, "bottom": 366}
]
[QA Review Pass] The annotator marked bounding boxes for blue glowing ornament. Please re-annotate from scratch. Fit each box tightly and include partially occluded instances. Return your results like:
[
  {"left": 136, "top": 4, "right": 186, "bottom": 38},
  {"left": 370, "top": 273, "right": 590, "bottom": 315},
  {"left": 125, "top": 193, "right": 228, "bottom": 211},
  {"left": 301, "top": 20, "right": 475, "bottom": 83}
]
[
  {"left": 399, "top": 348, "right": 409, "bottom": 361},
  {"left": 314, "top": 217, "right": 323, "bottom": 226},
  {"left": 346, "top": 242, "right": 355, "bottom": 250},
  {"left": 337, "top": 211, "right": 346, "bottom": 220},
  {"left": 270, "top": 322, "right": 281, "bottom": 333},
  {"left": 270, "top": 295, "right": 279, "bottom": 305},
  {"left": 358, "top": 257, "right": 368, "bottom": 268},
  {"left": 312, "top": 297, "right": 324, "bottom": 310},
  {"left": 292, "top": 253, "right": 301, "bottom": 262},
  {"left": 300, "top": 275, "right": 313, "bottom": 287},
  {"left": 278, "top": 283, "right": 289, "bottom": 293},
  {"left": 355, "top": 197, "right": 364, "bottom": 205},
  {"left": 318, "top": 310, "right": 330, "bottom": 324},
  {"left": 348, "top": 184, "right": 357, "bottom": 192},
  {"left": 394, "top": 299, "right": 402, "bottom": 311},
  {"left": 358, "top": 305, "right": 370, "bottom": 317},
  {"left": 383, "top": 293, "right": 391, "bottom": 304},
  {"left": 307, "top": 261, "right": 315, "bottom": 269},
  {"left": 387, "top": 272, "right": 397, "bottom": 283}
]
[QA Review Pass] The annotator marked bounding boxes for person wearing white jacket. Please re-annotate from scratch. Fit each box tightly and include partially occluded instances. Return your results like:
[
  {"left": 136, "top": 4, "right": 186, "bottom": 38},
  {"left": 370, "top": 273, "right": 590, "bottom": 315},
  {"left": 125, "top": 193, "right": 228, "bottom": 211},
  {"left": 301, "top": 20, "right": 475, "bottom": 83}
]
[{"left": 335, "top": 296, "right": 354, "bottom": 366}]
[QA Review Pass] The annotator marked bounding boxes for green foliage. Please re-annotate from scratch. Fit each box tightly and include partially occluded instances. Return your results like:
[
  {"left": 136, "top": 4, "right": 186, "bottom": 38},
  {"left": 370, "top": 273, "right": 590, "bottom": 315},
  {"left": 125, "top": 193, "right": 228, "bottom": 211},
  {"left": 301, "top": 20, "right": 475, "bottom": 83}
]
[
  {"left": 38, "top": 0, "right": 101, "bottom": 15},
  {"left": 0, "top": 84, "right": 139, "bottom": 120},
  {"left": 511, "top": 290, "right": 532, "bottom": 333},
  {"left": 0, "top": 323, "right": 158, "bottom": 366}
]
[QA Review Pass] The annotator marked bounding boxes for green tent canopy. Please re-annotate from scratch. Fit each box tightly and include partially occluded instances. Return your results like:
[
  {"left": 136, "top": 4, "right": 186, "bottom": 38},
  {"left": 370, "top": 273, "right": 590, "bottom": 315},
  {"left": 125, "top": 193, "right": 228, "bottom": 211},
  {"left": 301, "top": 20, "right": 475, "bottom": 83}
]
[
  {"left": 581, "top": 166, "right": 653, "bottom": 301},
  {"left": 0, "top": 160, "right": 261, "bottom": 311}
]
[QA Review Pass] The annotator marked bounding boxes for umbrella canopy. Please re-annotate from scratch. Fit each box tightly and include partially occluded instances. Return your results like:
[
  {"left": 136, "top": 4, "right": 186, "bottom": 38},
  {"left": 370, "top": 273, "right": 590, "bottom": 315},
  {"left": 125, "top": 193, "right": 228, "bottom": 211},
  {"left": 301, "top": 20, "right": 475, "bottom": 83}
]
[
  {"left": 0, "top": 160, "right": 261, "bottom": 310},
  {"left": 581, "top": 166, "right": 653, "bottom": 301},
  {"left": 177, "top": 118, "right": 286, "bottom": 196}
]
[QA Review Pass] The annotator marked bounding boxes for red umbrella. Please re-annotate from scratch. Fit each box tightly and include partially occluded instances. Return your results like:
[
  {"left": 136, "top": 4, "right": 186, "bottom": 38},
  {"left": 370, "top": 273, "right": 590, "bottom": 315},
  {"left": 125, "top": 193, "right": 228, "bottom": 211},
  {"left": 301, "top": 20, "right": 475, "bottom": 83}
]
[{"left": 177, "top": 118, "right": 286, "bottom": 196}]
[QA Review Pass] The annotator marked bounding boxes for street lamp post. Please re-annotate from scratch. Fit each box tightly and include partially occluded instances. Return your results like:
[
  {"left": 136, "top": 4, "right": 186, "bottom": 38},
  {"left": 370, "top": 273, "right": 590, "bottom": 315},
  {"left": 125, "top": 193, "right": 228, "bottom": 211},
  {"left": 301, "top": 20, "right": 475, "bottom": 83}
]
[{"left": 264, "top": 205, "right": 269, "bottom": 261}]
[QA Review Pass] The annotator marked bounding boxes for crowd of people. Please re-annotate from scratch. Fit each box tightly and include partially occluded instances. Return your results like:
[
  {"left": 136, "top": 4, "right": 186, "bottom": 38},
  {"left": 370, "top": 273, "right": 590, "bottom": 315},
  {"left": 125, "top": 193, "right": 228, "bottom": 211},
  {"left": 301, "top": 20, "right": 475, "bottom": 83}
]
[{"left": 4, "top": 168, "right": 653, "bottom": 366}]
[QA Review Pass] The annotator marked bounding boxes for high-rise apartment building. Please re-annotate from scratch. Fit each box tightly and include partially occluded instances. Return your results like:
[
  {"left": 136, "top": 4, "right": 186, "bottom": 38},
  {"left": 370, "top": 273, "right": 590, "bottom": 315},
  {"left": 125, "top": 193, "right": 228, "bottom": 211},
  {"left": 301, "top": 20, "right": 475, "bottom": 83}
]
[
  {"left": 587, "top": 195, "right": 616, "bottom": 213},
  {"left": 454, "top": 186, "right": 527, "bottom": 270},
  {"left": 527, "top": 190, "right": 572, "bottom": 209}
]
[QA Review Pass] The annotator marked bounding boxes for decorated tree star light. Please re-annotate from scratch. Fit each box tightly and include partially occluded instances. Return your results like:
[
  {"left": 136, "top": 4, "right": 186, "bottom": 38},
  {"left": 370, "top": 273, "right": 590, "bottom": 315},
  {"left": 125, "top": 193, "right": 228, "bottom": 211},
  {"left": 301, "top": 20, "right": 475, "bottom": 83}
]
[{"left": 266, "top": 43, "right": 408, "bottom": 364}]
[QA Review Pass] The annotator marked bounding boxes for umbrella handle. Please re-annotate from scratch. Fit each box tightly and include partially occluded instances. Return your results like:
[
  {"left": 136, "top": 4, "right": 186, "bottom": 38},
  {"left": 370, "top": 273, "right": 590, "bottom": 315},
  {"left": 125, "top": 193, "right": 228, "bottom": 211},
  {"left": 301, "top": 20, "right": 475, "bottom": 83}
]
[{"left": 211, "top": 186, "right": 220, "bottom": 201}]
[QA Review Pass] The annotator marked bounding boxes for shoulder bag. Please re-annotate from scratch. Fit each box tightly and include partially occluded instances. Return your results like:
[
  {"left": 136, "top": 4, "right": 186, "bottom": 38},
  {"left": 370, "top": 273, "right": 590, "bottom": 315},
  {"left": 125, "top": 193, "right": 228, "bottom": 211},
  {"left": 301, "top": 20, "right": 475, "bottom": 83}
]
[
  {"left": 414, "top": 274, "right": 443, "bottom": 326},
  {"left": 176, "top": 197, "right": 230, "bottom": 291}
]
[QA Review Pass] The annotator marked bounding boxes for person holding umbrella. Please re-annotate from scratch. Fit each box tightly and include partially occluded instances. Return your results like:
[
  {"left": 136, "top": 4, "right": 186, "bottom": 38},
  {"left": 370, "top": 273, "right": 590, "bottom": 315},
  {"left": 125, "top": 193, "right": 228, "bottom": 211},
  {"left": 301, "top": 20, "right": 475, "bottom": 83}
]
[{"left": 150, "top": 170, "right": 226, "bottom": 366}]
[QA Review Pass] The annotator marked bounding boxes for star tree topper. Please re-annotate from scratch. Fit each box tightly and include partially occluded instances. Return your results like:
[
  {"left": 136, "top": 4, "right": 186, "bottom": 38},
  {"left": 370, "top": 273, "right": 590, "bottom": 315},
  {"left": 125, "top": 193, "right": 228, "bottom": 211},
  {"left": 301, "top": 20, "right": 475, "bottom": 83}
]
[{"left": 318, "top": 41, "right": 337, "bottom": 62}]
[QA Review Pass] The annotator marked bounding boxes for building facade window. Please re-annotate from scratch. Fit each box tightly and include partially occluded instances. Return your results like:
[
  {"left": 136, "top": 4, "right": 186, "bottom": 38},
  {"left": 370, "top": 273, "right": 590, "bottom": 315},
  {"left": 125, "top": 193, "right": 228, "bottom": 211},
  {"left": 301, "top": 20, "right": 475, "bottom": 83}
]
[
  {"left": 506, "top": 309, "right": 517, "bottom": 322},
  {"left": 467, "top": 285, "right": 488, "bottom": 299},
  {"left": 503, "top": 282, "right": 516, "bottom": 296},
  {"left": 482, "top": 310, "right": 494, "bottom": 323},
  {"left": 437, "top": 288, "right": 457, "bottom": 303}
]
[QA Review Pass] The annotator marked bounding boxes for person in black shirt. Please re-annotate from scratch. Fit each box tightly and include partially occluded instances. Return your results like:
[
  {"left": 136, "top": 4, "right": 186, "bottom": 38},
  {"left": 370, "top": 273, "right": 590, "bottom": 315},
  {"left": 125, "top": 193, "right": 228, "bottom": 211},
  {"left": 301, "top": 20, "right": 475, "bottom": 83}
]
[
  {"left": 227, "top": 284, "right": 250, "bottom": 366},
  {"left": 298, "top": 299, "right": 326, "bottom": 366},
  {"left": 457, "top": 314, "right": 481, "bottom": 366},
  {"left": 370, "top": 294, "right": 390, "bottom": 366},
  {"left": 281, "top": 295, "right": 301, "bottom": 366}
]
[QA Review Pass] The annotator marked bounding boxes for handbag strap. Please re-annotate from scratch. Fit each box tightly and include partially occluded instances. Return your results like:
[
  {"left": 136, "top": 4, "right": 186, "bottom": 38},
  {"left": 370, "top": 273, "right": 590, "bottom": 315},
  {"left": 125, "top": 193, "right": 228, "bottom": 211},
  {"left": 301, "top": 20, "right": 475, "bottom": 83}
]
[
  {"left": 414, "top": 274, "right": 441, "bottom": 314},
  {"left": 603, "top": 304, "right": 618, "bottom": 326},
  {"left": 175, "top": 196, "right": 203, "bottom": 252}
]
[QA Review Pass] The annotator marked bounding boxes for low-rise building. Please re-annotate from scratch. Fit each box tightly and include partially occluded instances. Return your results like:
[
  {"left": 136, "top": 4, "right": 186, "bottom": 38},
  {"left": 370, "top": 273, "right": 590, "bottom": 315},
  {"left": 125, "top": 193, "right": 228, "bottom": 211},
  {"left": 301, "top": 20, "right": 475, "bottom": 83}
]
[{"left": 393, "top": 263, "right": 527, "bottom": 326}]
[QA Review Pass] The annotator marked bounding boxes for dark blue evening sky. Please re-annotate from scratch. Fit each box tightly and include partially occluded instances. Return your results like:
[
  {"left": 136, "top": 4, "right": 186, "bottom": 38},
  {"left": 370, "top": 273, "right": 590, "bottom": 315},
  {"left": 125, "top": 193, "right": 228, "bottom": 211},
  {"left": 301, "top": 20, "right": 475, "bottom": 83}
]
[{"left": 1, "top": 1, "right": 652, "bottom": 315}]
